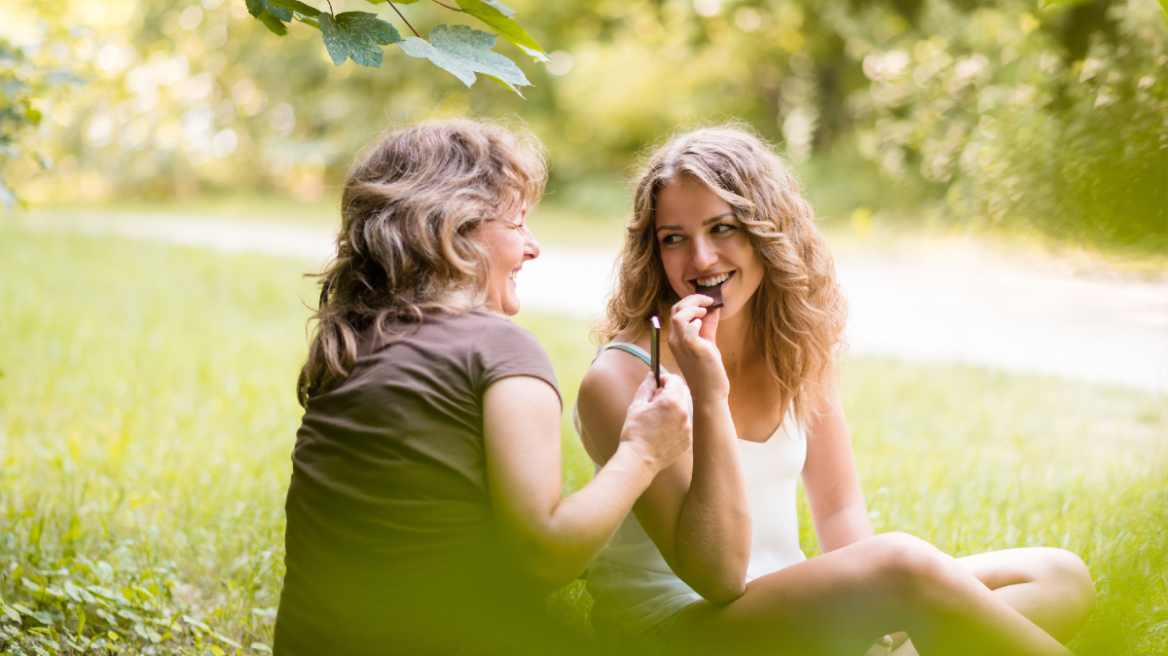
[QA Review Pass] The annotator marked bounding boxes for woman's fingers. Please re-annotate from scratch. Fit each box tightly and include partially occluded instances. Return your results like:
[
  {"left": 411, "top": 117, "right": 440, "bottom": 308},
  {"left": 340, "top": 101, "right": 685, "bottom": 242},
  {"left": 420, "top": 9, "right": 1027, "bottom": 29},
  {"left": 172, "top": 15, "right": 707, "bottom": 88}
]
[
  {"left": 670, "top": 302, "right": 706, "bottom": 327},
  {"left": 654, "top": 373, "right": 693, "bottom": 461},
  {"left": 670, "top": 302, "right": 704, "bottom": 338},
  {"left": 670, "top": 295, "right": 719, "bottom": 348},
  {"left": 683, "top": 316, "right": 705, "bottom": 346},
  {"left": 632, "top": 370, "right": 658, "bottom": 403},
  {"left": 623, "top": 372, "right": 692, "bottom": 471},
  {"left": 670, "top": 293, "right": 713, "bottom": 315},
  {"left": 667, "top": 298, "right": 731, "bottom": 402},
  {"left": 670, "top": 309, "right": 711, "bottom": 353},
  {"left": 639, "top": 372, "right": 690, "bottom": 416},
  {"left": 659, "top": 372, "right": 692, "bottom": 405}
]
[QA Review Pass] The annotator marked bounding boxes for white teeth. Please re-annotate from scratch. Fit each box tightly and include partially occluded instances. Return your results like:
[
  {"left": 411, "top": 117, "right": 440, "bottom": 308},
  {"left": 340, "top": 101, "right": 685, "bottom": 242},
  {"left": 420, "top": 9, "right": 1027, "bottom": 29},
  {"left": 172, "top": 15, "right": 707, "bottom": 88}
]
[
  {"left": 696, "top": 272, "right": 730, "bottom": 287},
  {"left": 509, "top": 270, "right": 518, "bottom": 280}
]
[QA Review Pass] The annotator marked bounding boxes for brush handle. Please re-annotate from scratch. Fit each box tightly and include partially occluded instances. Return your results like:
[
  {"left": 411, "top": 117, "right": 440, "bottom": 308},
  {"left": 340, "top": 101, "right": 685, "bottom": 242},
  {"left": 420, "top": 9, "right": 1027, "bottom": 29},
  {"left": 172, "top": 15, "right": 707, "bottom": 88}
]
[{"left": 650, "top": 315, "right": 661, "bottom": 388}]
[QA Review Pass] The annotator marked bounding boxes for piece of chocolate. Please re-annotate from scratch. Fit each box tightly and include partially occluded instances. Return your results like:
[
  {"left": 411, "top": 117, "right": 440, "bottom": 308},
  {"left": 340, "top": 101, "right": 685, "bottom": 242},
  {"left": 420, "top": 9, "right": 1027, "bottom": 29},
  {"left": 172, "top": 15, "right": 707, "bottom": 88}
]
[{"left": 695, "top": 283, "right": 724, "bottom": 310}]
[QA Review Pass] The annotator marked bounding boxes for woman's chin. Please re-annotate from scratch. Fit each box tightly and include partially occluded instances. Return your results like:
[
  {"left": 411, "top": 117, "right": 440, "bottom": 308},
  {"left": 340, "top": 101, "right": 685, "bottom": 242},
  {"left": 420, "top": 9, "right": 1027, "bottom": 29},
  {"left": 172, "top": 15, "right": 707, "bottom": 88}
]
[{"left": 502, "top": 296, "right": 522, "bottom": 316}]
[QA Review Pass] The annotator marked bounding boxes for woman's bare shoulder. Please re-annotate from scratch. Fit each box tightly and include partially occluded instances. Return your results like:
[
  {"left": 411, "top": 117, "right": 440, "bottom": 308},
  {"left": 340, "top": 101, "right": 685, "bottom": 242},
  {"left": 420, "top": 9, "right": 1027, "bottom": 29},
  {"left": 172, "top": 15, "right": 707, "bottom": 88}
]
[
  {"left": 580, "top": 339, "right": 653, "bottom": 398},
  {"left": 577, "top": 339, "right": 653, "bottom": 452}
]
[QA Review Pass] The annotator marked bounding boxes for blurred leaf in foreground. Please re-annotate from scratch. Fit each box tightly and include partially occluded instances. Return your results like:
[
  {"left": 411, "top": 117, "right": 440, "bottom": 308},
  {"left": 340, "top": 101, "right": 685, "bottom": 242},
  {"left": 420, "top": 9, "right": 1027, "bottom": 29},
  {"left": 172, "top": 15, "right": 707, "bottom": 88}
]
[
  {"left": 320, "top": 12, "right": 403, "bottom": 67},
  {"left": 245, "top": 0, "right": 293, "bottom": 35},
  {"left": 243, "top": 0, "right": 544, "bottom": 96},
  {"left": 399, "top": 24, "right": 531, "bottom": 95},
  {"left": 456, "top": 0, "right": 551, "bottom": 62}
]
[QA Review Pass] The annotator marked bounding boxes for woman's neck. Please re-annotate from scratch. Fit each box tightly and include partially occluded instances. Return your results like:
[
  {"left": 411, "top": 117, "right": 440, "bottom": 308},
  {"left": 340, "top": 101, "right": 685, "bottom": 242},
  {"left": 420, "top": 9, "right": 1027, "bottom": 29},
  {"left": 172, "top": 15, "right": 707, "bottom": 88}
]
[{"left": 714, "top": 304, "right": 759, "bottom": 380}]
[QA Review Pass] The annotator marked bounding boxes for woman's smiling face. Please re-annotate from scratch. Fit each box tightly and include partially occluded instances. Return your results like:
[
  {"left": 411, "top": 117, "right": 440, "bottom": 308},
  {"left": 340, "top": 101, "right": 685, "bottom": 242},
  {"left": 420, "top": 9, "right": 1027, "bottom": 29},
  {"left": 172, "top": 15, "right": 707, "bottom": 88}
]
[
  {"left": 654, "top": 176, "right": 763, "bottom": 319},
  {"left": 477, "top": 203, "right": 540, "bottom": 316}
]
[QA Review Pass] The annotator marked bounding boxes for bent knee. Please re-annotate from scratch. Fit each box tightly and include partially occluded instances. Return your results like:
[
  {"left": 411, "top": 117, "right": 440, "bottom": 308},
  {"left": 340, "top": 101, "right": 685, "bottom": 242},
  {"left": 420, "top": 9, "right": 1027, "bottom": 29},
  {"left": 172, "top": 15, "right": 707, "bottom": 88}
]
[
  {"left": 1036, "top": 548, "right": 1096, "bottom": 616},
  {"left": 863, "top": 533, "right": 959, "bottom": 600}
]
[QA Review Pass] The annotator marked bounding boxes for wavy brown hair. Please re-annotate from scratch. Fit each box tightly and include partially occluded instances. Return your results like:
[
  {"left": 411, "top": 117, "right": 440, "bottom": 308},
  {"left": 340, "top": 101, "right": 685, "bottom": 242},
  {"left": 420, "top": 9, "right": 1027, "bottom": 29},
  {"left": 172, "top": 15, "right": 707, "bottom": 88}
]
[
  {"left": 298, "top": 118, "right": 547, "bottom": 406},
  {"left": 597, "top": 125, "right": 847, "bottom": 427}
]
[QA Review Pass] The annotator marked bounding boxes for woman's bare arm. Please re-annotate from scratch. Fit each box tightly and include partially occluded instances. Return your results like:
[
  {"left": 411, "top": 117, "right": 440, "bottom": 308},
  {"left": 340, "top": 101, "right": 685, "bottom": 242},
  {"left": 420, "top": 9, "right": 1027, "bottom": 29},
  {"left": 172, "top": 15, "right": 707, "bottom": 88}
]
[
  {"left": 484, "top": 372, "right": 691, "bottom": 594},
  {"left": 801, "top": 375, "right": 873, "bottom": 553},
  {"left": 578, "top": 301, "right": 752, "bottom": 602}
]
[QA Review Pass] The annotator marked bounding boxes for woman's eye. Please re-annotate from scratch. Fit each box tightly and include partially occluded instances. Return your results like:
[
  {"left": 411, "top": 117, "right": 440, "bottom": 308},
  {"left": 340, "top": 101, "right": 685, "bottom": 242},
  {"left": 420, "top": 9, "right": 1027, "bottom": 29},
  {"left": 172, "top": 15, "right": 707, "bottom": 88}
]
[
  {"left": 660, "top": 234, "right": 683, "bottom": 245},
  {"left": 711, "top": 223, "right": 736, "bottom": 235}
]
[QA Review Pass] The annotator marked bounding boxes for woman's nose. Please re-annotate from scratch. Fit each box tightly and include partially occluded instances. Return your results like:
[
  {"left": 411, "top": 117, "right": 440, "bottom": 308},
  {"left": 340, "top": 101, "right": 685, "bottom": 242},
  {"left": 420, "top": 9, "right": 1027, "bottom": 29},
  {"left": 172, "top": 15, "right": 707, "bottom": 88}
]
[
  {"left": 524, "top": 228, "right": 541, "bottom": 261},
  {"left": 692, "top": 236, "right": 717, "bottom": 269}
]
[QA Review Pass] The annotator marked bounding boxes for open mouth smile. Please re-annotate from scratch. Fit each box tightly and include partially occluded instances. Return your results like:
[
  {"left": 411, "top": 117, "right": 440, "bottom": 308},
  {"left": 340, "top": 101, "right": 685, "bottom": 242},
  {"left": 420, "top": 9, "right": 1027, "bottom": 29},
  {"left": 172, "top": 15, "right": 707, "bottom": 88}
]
[
  {"left": 689, "top": 271, "right": 734, "bottom": 291},
  {"left": 689, "top": 271, "right": 733, "bottom": 310}
]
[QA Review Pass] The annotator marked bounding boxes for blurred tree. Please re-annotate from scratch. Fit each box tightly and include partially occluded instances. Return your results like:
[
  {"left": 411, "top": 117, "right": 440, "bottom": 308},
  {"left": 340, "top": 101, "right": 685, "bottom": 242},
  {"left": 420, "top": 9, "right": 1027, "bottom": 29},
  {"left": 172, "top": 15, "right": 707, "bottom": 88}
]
[
  {"left": 0, "top": 27, "right": 86, "bottom": 212},
  {"left": 842, "top": 0, "right": 1167, "bottom": 252},
  {"left": 4, "top": 0, "right": 1163, "bottom": 252}
]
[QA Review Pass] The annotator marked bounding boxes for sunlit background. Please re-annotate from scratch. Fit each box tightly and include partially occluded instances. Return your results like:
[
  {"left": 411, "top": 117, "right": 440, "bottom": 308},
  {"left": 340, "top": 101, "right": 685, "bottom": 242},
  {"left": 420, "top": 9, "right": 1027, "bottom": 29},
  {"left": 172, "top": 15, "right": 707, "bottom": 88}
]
[
  {"left": 1, "top": 0, "right": 1166, "bottom": 653},
  {"left": 5, "top": 0, "right": 1165, "bottom": 245}
]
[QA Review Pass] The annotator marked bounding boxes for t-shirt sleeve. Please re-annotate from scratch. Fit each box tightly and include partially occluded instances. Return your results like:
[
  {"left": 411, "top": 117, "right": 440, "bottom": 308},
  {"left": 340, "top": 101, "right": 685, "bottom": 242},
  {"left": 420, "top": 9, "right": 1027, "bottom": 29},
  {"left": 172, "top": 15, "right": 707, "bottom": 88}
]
[{"left": 474, "top": 317, "right": 562, "bottom": 409}]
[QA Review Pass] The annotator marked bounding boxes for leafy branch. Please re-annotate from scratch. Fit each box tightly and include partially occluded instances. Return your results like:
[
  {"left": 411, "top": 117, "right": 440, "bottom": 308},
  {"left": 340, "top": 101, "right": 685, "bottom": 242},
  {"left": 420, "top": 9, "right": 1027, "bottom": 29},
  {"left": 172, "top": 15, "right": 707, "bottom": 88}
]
[
  {"left": 0, "top": 34, "right": 86, "bottom": 213},
  {"left": 250, "top": 0, "right": 550, "bottom": 96}
]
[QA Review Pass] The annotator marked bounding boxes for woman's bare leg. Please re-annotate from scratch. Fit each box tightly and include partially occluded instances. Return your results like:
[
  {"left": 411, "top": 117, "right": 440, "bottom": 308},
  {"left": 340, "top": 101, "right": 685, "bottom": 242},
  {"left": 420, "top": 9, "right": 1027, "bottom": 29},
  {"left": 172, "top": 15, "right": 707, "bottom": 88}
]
[
  {"left": 664, "top": 533, "right": 1073, "bottom": 656},
  {"left": 885, "top": 547, "right": 1095, "bottom": 656},
  {"left": 958, "top": 547, "right": 1094, "bottom": 642}
]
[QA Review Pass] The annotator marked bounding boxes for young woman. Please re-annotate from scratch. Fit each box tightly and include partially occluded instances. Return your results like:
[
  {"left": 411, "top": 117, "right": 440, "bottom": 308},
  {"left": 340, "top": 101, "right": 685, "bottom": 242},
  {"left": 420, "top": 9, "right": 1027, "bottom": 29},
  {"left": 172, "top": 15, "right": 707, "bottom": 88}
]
[
  {"left": 273, "top": 119, "right": 692, "bottom": 655},
  {"left": 575, "top": 126, "right": 1096, "bottom": 656}
]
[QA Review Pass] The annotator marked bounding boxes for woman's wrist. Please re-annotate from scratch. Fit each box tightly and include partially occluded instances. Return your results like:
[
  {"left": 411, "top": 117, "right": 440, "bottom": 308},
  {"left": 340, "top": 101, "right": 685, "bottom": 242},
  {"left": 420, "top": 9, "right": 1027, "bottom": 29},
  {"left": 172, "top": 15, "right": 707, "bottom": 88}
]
[
  {"left": 691, "top": 394, "right": 731, "bottom": 416},
  {"left": 611, "top": 439, "right": 667, "bottom": 479},
  {"left": 682, "top": 367, "right": 730, "bottom": 405}
]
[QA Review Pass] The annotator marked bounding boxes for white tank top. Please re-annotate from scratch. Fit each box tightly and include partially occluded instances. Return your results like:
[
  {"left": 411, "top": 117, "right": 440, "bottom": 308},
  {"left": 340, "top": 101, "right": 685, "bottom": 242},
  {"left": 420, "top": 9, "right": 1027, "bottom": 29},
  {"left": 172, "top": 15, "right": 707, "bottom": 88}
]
[{"left": 575, "top": 343, "right": 807, "bottom": 638}]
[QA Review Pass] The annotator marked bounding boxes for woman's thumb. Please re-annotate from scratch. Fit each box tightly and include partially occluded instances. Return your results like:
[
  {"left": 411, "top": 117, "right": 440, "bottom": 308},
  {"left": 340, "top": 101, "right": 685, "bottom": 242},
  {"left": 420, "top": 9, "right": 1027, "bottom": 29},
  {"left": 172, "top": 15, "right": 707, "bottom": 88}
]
[{"left": 633, "top": 371, "right": 658, "bottom": 403}]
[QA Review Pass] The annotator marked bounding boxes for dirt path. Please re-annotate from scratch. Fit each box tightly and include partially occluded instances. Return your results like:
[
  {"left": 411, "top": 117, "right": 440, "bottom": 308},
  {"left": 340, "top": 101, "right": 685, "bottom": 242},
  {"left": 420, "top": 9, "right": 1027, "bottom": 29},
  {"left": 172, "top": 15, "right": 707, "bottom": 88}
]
[{"left": 13, "top": 212, "right": 1167, "bottom": 393}]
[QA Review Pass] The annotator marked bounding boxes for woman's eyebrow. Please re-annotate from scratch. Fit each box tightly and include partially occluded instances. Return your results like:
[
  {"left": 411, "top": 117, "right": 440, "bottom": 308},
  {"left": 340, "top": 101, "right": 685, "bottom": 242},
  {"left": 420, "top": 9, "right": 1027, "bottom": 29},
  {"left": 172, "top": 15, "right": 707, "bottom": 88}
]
[{"left": 656, "top": 212, "right": 735, "bottom": 233}]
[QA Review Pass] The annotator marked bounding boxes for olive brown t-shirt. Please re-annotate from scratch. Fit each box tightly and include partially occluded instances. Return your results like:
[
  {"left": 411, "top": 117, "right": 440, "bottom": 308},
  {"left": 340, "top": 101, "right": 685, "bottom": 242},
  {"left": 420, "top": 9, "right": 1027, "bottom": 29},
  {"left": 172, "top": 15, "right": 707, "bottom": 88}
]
[{"left": 273, "top": 311, "right": 561, "bottom": 655}]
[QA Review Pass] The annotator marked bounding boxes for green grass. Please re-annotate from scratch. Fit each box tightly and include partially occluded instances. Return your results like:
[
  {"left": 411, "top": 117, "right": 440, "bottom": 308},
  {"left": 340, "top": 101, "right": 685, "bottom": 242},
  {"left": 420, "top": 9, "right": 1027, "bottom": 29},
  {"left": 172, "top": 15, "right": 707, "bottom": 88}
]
[{"left": 0, "top": 226, "right": 1165, "bottom": 654}]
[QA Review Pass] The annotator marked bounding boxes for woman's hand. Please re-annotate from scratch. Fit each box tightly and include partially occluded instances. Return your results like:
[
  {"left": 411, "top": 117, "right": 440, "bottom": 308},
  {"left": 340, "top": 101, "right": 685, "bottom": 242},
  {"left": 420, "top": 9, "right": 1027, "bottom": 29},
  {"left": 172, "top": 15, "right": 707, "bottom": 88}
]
[
  {"left": 619, "top": 372, "right": 693, "bottom": 475},
  {"left": 485, "top": 373, "right": 688, "bottom": 593},
  {"left": 669, "top": 295, "right": 730, "bottom": 403}
]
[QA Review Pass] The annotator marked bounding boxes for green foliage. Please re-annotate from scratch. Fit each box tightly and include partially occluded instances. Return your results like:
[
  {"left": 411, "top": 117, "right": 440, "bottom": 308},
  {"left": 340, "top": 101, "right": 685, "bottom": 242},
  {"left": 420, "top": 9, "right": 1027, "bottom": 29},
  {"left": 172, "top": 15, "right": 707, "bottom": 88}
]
[
  {"left": 0, "top": 30, "right": 84, "bottom": 212},
  {"left": 247, "top": 0, "right": 547, "bottom": 95},
  {"left": 269, "top": 0, "right": 321, "bottom": 17},
  {"left": 320, "top": 12, "right": 403, "bottom": 67},
  {"left": 399, "top": 25, "right": 530, "bottom": 94},
  {"left": 842, "top": 0, "right": 1168, "bottom": 253},
  {"left": 455, "top": 0, "right": 551, "bottom": 63},
  {"left": 246, "top": 0, "right": 294, "bottom": 36},
  {"left": 246, "top": 0, "right": 294, "bottom": 23},
  {"left": 10, "top": 0, "right": 1162, "bottom": 257}
]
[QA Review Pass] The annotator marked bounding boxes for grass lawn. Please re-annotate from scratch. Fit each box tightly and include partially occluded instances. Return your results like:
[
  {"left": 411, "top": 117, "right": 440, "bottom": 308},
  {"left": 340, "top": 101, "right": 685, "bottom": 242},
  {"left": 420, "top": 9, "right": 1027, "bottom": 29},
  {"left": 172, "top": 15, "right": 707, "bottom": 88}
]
[{"left": 0, "top": 226, "right": 1165, "bottom": 654}]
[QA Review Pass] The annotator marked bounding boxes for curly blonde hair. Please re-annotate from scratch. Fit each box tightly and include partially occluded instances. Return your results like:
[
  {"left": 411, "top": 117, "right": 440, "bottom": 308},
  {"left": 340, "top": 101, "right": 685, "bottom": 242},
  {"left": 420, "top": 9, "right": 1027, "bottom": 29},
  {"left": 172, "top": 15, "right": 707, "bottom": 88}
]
[
  {"left": 597, "top": 125, "right": 847, "bottom": 426},
  {"left": 298, "top": 118, "right": 547, "bottom": 405}
]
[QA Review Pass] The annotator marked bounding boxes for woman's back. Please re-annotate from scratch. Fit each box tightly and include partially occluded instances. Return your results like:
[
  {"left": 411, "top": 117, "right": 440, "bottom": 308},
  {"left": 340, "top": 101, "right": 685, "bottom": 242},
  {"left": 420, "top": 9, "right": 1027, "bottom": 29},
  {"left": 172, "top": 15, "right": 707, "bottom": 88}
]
[
  {"left": 275, "top": 311, "right": 559, "bottom": 655},
  {"left": 275, "top": 119, "right": 697, "bottom": 655}
]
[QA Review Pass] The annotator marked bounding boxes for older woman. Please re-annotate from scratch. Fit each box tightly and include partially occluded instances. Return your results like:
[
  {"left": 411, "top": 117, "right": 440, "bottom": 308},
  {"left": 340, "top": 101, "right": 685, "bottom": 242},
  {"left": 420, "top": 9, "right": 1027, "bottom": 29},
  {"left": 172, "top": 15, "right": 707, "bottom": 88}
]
[
  {"left": 575, "top": 126, "right": 1095, "bottom": 656},
  {"left": 273, "top": 119, "right": 692, "bottom": 655}
]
